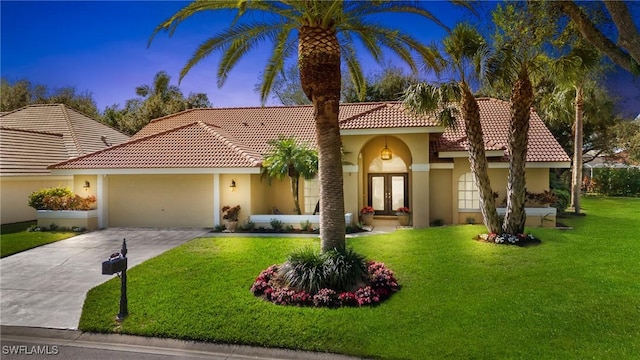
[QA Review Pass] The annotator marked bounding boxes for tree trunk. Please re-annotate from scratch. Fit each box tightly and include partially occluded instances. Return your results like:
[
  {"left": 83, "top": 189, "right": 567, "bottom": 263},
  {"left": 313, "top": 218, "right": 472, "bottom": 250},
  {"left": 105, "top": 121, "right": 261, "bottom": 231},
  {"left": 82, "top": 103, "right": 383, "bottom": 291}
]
[
  {"left": 298, "top": 26, "right": 345, "bottom": 252},
  {"left": 461, "top": 85, "right": 501, "bottom": 233},
  {"left": 291, "top": 176, "right": 302, "bottom": 215},
  {"left": 571, "top": 85, "right": 584, "bottom": 214},
  {"left": 503, "top": 68, "right": 532, "bottom": 235}
]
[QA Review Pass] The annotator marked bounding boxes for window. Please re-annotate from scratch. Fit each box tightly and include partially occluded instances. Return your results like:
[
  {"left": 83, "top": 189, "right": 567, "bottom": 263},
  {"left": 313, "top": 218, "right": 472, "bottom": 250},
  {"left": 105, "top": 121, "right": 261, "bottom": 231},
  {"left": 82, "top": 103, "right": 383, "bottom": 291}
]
[
  {"left": 458, "top": 173, "right": 480, "bottom": 209},
  {"left": 304, "top": 177, "right": 320, "bottom": 214}
]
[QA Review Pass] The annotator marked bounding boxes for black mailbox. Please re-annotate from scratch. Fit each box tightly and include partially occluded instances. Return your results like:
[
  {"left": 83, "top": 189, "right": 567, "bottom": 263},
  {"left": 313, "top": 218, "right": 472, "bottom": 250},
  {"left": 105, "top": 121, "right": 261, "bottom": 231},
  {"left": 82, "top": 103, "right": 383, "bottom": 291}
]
[{"left": 102, "top": 254, "right": 127, "bottom": 275}]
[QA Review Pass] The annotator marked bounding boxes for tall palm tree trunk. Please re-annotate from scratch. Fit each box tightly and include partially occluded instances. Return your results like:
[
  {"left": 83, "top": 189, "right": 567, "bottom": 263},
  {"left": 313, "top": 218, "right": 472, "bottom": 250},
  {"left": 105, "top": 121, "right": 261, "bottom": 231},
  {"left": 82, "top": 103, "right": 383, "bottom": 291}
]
[
  {"left": 291, "top": 176, "right": 302, "bottom": 215},
  {"left": 503, "top": 68, "right": 533, "bottom": 235},
  {"left": 298, "top": 26, "right": 345, "bottom": 252},
  {"left": 571, "top": 85, "right": 584, "bottom": 214},
  {"left": 461, "top": 85, "right": 501, "bottom": 233}
]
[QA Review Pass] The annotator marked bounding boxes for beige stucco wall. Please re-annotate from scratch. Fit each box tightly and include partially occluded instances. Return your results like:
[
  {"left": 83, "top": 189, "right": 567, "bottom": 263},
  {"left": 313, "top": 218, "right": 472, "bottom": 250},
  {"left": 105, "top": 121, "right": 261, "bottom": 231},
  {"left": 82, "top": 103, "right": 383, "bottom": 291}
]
[
  {"left": 108, "top": 174, "right": 214, "bottom": 228},
  {"left": 451, "top": 158, "right": 552, "bottom": 226},
  {"left": 0, "top": 176, "right": 73, "bottom": 224},
  {"left": 218, "top": 174, "right": 252, "bottom": 224},
  {"left": 72, "top": 175, "right": 98, "bottom": 199},
  {"left": 429, "top": 169, "right": 453, "bottom": 225},
  {"left": 250, "top": 175, "right": 314, "bottom": 215}
]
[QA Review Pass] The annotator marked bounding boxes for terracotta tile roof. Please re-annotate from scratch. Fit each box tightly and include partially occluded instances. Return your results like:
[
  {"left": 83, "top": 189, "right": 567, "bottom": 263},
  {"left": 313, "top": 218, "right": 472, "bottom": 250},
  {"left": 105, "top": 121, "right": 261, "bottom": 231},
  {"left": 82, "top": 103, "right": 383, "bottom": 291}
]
[
  {"left": 0, "top": 104, "right": 130, "bottom": 157},
  {"left": 435, "top": 98, "right": 570, "bottom": 162},
  {"left": 52, "top": 122, "right": 262, "bottom": 169},
  {"left": 339, "top": 102, "right": 439, "bottom": 129},
  {"left": 0, "top": 128, "right": 68, "bottom": 176},
  {"left": 50, "top": 99, "right": 569, "bottom": 170}
]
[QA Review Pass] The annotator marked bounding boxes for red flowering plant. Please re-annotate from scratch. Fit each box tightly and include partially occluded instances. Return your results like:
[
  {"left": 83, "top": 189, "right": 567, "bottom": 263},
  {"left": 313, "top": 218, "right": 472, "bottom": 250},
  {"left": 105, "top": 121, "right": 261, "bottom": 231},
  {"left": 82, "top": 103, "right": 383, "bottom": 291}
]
[
  {"left": 396, "top": 207, "right": 411, "bottom": 214},
  {"left": 250, "top": 260, "right": 400, "bottom": 308},
  {"left": 360, "top": 206, "right": 375, "bottom": 215}
]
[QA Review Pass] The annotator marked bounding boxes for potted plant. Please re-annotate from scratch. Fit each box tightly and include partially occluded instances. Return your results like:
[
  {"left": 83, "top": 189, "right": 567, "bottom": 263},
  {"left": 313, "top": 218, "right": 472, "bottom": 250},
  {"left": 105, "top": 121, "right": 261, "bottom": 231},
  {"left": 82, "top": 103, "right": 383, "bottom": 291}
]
[
  {"left": 396, "top": 207, "right": 411, "bottom": 226},
  {"left": 360, "top": 206, "right": 375, "bottom": 225},
  {"left": 222, "top": 205, "right": 241, "bottom": 232}
]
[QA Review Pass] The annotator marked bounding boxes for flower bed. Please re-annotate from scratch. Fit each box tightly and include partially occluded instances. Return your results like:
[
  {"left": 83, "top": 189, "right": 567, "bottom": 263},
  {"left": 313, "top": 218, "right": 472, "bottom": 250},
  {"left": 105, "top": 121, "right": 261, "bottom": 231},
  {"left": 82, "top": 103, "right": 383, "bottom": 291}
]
[
  {"left": 251, "top": 261, "right": 400, "bottom": 307},
  {"left": 474, "top": 232, "right": 541, "bottom": 246}
]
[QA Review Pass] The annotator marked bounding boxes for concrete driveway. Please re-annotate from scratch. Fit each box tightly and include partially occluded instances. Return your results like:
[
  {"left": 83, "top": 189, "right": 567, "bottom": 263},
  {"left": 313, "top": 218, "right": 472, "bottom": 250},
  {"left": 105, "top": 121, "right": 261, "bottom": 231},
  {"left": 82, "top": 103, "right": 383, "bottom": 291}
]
[{"left": 0, "top": 228, "right": 209, "bottom": 330}]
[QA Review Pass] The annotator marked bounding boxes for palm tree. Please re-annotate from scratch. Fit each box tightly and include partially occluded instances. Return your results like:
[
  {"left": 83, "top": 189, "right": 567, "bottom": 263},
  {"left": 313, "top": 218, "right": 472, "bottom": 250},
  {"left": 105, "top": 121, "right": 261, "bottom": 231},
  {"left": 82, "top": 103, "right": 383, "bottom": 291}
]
[
  {"left": 403, "top": 23, "right": 501, "bottom": 233},
  {"left": 149, "top": 0, "right": 460, "bottom": 252},
  {"left": 135, "top": 71, "right": 187, "bottom": 121},
  {"left": 552, "top": 45, "right": 601, "bottom": 214},
  {"left": 261, "top": 137, "right": 318, "bottom": 215},
  {"left": 488, "top": 2, "right": 551, "bottom": 235}
]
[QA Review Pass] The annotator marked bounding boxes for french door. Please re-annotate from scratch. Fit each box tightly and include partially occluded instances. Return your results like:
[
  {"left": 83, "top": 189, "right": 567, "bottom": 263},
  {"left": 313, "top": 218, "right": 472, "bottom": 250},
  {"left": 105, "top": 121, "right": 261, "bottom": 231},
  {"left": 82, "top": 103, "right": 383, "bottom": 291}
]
[{"left": 368, "top": 173, "right": 408, "bottom": 215}]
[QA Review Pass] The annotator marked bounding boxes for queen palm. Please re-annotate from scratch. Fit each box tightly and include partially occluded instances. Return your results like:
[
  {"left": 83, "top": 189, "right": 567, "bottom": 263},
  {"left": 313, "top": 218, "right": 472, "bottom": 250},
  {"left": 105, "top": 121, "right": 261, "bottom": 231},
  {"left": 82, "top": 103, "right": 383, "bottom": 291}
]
[
  {"left": 552, "top": 45, "right": 601, "bottom": 214},
  {"left": 261, "top": 137, "right": 318, "bottom": 215},
  {"left": 403, "top": 24, "right": 501, "bottom": 233},
  {"left": 149, "top": 0, "right": 459, "bottom": 252}
]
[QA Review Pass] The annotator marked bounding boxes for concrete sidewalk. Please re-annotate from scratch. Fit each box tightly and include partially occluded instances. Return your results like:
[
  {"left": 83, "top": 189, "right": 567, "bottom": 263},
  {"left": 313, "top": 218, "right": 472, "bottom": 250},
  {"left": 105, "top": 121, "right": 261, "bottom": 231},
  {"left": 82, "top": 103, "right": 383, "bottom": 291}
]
[
  {"left": 0, "top": 326, "right": 360, "bottom": 360},
  {"left": 1, "top": 228, "right": 209, "bottom": 330}
]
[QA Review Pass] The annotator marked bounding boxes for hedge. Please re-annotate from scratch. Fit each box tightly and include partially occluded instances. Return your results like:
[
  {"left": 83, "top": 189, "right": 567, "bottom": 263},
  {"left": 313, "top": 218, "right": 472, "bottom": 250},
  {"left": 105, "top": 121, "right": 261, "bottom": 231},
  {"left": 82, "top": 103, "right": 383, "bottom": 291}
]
[{"left": 589, "top": 167, "right": 640, "bottom": 196}]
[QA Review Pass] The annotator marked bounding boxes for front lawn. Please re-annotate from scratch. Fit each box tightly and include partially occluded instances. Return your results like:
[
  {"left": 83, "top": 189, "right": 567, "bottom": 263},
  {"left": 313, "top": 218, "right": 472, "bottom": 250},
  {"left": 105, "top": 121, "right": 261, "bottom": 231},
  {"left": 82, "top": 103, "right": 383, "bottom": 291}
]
[
  {"left": 0, "top": 221, "right": 77, "bottom": 258},
  {"left": 80, "top": 197, "right": 640, "bottom": 359}
]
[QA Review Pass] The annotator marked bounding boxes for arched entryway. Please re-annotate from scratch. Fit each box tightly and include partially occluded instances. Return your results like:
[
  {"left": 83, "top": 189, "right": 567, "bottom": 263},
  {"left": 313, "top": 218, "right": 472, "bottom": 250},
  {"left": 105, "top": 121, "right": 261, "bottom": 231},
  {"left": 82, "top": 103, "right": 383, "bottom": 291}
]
[{"left": 361, "top": 136, "right": 411, "bottom": 216}]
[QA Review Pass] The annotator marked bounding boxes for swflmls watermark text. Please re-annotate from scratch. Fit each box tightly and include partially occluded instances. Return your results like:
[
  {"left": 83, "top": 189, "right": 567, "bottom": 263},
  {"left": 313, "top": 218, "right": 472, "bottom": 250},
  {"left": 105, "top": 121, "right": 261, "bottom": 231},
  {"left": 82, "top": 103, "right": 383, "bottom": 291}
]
[{"left": 2, "top": 345, "right": 59, "bottom": 356}]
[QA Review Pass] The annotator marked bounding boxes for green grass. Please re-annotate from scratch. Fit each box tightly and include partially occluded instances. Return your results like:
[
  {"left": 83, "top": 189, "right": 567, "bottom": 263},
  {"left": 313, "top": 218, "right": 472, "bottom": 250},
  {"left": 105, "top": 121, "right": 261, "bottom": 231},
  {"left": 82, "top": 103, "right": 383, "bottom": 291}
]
[
  {"left": 1, "top": 221, "right": 77, "bottom": 258},
  {"left": 79, "top": 197, "right": 640, "bottom": 359}
]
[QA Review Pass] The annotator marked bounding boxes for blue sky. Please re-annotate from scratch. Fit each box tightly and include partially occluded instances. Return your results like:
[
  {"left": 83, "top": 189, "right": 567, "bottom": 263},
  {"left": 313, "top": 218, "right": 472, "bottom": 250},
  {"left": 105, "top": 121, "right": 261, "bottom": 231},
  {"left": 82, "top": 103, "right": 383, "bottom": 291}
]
[{"left": 1, "top": 1, "right": 638, "bottom": 117}]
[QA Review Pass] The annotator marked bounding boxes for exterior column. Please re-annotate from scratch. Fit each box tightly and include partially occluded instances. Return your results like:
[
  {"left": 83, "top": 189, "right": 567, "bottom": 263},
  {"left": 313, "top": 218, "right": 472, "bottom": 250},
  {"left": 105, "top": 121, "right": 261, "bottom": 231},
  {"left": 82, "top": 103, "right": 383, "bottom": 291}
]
[
  {"left": 343, "top": 165, "right": 359, "bottom": 225},
  {"left": 213, "top": 174, "right": 220, "bottom": 227},
  {"left": 411, "top": 164, "right": 430, "bottom": 227},
  {"left": 97, "top": 174, "right": 109, "bottom": 229}
]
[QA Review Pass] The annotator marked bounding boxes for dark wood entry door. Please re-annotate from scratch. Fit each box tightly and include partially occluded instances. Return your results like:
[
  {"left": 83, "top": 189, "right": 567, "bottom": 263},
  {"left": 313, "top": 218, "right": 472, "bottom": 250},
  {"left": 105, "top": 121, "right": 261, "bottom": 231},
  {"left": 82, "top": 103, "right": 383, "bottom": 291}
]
[{"left": 368, "top": 173, "right": 408, "bottom": 215}]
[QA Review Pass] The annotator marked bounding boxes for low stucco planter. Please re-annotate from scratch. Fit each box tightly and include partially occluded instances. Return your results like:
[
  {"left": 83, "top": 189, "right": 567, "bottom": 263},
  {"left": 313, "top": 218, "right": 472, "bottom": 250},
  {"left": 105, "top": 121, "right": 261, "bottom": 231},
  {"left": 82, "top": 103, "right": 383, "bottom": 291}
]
[
  {"left": 249, "top": 213, "right": 354, "bottom": 229},
  {"left": 36, "top": 210, "right": 98, "bottom": 231}
]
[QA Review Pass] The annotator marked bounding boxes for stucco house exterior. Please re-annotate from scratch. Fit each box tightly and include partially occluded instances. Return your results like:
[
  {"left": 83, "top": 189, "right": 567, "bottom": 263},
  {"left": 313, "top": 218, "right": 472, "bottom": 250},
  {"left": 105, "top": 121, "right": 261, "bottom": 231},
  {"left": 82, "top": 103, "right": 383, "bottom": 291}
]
[
  {"left": 0, "top": 104, "right": 129, "bottom": 224},
  {"left": 48, "top": 98, "right": 570, "bottom": 229}
]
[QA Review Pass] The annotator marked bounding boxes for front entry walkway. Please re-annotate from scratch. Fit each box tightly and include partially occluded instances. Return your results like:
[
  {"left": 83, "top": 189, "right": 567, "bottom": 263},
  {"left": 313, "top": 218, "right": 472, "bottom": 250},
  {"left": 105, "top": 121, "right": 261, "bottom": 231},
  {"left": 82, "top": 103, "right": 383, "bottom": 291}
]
[{"left": 0, "top": 228, "right": 209, "bottom": 330}]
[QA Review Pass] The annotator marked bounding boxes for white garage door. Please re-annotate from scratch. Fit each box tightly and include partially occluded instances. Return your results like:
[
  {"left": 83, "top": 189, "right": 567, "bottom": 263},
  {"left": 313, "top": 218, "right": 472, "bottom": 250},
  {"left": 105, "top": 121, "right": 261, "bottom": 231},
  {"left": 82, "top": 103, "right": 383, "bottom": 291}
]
[{"left": 108, "top": 174, "right": 214, "bottom": 228}]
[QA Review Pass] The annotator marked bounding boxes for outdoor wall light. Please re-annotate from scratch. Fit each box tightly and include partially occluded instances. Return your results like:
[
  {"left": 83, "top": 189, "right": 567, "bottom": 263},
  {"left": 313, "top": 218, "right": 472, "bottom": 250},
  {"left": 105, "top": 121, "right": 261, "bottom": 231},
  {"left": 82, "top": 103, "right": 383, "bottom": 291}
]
[
  {"left": 381, "top": 136, "right": 393, "bottom": 160},
  {"left": 230, "top": 179, "right": 237, "bottom": 191},
  {"left": 84, "top": 181, "right": 91, "bottom": 189}
]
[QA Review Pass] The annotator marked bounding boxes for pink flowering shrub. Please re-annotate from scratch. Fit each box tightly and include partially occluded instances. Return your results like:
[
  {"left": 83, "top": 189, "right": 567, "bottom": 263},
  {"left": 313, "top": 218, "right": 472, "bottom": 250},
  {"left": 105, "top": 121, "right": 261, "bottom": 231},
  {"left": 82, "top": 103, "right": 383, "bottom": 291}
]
[{"left": 251, "top": 261, "right": 400, "bottom": 308}]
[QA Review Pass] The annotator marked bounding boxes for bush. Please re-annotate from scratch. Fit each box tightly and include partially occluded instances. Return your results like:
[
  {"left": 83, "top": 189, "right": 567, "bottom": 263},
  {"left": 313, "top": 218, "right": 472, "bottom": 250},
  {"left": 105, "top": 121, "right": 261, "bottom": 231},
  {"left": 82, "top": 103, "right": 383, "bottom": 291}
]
[
  {"left": 28, "top": 187, "right": 96, "bottom": 211},
  {"left": 28, "top": 187, "right": 72, "bottom": 210},
  {"left": 238, "top": 220, "right": 255, "bottom": 231},
  {"left": 277, "top": 247, "right": 368, "bottom": 294},
  {"left": 551, "top": 188, "right": 570, "bottom": 214},
  {"left": 269, "top": 218, "right": 284, "bottom": 231},
  {"left": 251, "top": 261, "right": 400, "bottom": 308},
  {"left": 591, "top": 168, "right": 640, "bottom": 196},
  {"left": 299, "top": 220, "right": 313, "bottom": 231}
]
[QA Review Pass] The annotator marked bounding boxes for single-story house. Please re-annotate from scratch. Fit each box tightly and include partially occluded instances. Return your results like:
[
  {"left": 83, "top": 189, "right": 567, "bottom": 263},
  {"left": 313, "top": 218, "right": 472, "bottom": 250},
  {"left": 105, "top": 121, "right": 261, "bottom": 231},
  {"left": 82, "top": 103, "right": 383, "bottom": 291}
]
[
  {"left": 48, "top": 98, "right": 570, "bottom": 229},
  {"left": 0, "top": 104, "right": 129, "bottom": 224}
]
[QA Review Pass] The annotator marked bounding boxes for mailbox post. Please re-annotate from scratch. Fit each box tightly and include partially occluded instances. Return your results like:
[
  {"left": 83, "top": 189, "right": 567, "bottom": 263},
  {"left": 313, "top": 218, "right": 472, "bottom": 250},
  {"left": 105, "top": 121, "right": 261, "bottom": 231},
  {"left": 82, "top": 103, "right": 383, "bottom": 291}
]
[{"left": 102, "top": 239, "right": 128, "bottom": 320}]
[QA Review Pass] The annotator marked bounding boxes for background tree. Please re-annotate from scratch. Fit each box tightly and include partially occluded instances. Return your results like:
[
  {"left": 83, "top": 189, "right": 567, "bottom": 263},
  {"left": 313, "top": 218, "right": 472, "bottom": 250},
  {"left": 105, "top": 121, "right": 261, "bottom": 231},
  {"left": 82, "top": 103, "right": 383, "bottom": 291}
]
[
  {"left": 1, "top": 78, "right": 100, "bottom": 119},
  {"left": 103, "top": 71, "right": 211, "bottom": 135},
  {"left": 403, "top": 23, "right": 502, "bottom": 234},
  {"left": 261, "top": 137, "right": 318, "bottom": 215},
  {"left": 255, "top": 65, "right": 311, "bottom": 105},
  {"left": 555, "top": 1, "right": 640, "bottom": 75},
  {"left": 342, "top": 65, "right": 422, "bottom": 103},
  {"left": 150, "top": 0, "right": 456, "bottom": 252}
]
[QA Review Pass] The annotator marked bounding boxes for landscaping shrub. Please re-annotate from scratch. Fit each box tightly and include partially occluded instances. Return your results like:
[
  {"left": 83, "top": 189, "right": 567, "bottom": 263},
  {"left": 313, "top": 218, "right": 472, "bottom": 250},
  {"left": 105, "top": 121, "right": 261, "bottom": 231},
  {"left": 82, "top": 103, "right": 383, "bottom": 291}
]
[
  {"left": 28, "top": 187, "right": 72, "bottom": 209},
  {"left": 591, "top": 167, "right": 640, "bottom": 196},
  {"left": 277, "top": 247, "right": 368, "bottom": 293},
  {"left": 270, "top": 218, "right": 284, "bottom": 231},
  {"left": 252, "top": 260, "right": 399, "bottom": 308},
  {"left": 28, "top": 187, "right": 96, "bottom": 211},
  {"left": 551, "top": 188, "right": 570, "bottom": 213}
]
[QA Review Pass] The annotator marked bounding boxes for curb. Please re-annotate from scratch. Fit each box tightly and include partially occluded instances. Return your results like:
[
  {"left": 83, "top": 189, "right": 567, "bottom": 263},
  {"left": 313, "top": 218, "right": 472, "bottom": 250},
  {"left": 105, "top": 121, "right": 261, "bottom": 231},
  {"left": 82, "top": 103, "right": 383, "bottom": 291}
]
[{"left": 1, "top": 326, "right": 362, "bottom": 360}]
